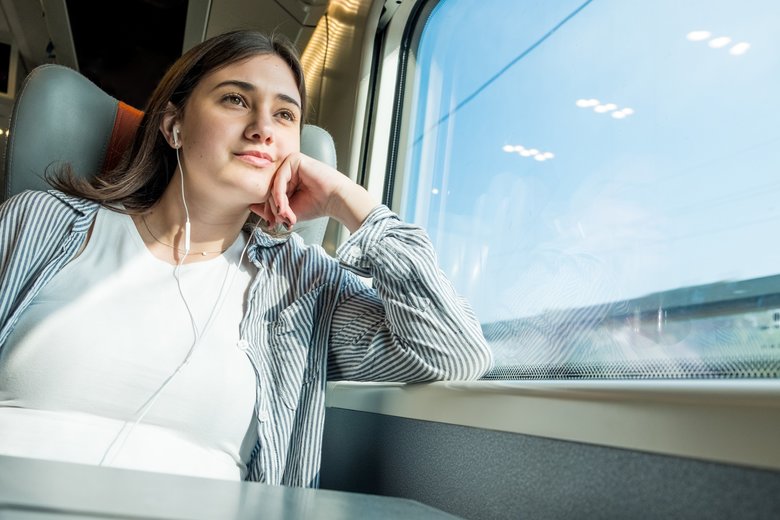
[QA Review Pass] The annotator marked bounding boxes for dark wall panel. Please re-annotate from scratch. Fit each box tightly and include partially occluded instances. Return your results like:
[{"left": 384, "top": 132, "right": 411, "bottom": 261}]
[{"left": 320, "top": 408, "right": 780, "bottom": 520}]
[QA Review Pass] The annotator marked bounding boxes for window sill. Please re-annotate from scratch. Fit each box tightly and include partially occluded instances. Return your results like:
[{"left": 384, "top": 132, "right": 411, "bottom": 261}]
[{"left": 325, "top": 379, "right": 780, "bottom": 471}]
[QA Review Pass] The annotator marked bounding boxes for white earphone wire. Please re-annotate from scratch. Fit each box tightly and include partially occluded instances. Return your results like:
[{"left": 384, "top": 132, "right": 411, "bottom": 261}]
[
  {"left": 174, "top": 136, "right": 192, "bottom": 256},
  {"left": 100, "top": 221, "right": 260, "bottom": 466},
  {"left": 99, "top": 137, "right": 262, "bottom": 466}
]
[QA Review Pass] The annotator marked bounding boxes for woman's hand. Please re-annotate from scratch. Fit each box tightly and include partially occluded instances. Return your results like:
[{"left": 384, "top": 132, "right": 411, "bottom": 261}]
[{"left": 250, "top": 152, "right": 379, "bottom": 233}]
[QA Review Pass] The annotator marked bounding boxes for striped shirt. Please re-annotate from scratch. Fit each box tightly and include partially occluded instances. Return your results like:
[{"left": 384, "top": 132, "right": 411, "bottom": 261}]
[{"left": 0, "top": 190, "right": 493, "bottom": 487}]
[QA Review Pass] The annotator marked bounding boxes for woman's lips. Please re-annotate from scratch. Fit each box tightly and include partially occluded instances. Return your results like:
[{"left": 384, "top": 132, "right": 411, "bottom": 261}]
[{"left": 235, "top": 151, "right": 273, "bottom": 168}]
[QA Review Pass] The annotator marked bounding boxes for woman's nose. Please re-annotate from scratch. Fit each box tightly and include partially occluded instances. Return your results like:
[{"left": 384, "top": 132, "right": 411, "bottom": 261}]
[{"left": 246, "top": 114, "right": 274, "bottom": 143}]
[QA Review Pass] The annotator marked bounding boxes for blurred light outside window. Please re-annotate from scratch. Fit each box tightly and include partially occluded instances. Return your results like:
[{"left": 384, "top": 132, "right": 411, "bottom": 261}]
[{"left": 398, "top": 0, "right": 780, "bottom": 379}]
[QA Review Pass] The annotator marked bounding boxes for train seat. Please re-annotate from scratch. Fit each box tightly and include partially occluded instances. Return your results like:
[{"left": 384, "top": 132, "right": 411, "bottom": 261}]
[{"left": 2, "top": 63, "right": 334, "bottom": 246}]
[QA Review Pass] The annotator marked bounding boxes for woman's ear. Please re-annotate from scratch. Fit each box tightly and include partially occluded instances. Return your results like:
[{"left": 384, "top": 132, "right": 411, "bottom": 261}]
[{"left": 160, "top": 102, "right": 179, "bottom": 149}]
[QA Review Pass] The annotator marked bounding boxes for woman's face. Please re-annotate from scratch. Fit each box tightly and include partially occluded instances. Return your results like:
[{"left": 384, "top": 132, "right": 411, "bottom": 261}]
[{"left": 173, "top": 53, "right": 302, "bottom": 212}]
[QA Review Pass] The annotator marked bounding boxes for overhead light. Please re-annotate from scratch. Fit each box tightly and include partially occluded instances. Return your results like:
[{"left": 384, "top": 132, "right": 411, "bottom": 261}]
[
  {"left": 708, "top": 36, "right": 732, "bottom": 48},
  {"left": 611, "top": 108, "right": 634, "bottom": 119},
  {"left": 503, "top": 144, "right": 554, "bottom": 162},
  {"left": 576, "top": 98, "right": 600, "bottom": 108},
  {"left": 730, "top": 42, "right": 751, "bottom": 55},
  {"left": 687, "top": 29, "right": 750, "bottom": 56},
  {"left": 577, "top": 99, "right": 634, "bottom": 119},
  {"left": 686, "top": 30, "right": 712, "bottom": 41}
]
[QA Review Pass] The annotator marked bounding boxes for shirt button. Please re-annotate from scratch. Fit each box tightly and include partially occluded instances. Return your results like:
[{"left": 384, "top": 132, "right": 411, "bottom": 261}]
[
  {"left": 237, "top": 339, "right": 250, "bottom": 351},
  {"left": 349, "top": 245, "right": 361, "bottom": 257},
  {"left": 257, "top": 409, "right": 270, "bottom": 422}
]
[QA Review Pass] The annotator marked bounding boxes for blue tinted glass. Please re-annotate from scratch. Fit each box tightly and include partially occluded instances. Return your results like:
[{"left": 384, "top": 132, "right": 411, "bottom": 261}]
[{"left": 400, "top": 0, "right": 780, "bottom": 378}]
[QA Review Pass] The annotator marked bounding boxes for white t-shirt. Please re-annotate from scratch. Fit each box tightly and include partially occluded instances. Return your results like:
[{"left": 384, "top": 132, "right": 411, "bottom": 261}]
[{"left": 0, "top": 206, "right": 258, "bottom": 480}]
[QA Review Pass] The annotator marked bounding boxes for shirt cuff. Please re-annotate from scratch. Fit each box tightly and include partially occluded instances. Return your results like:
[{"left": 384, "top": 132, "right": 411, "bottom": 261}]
[{"left": 336, "top": 204, "right": 398, "bottom": 276}]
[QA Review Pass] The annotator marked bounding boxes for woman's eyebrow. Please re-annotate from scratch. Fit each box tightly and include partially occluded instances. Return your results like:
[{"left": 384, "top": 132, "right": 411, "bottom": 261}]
[
  {"left": 277, "top": 94, "right": 301, "bottom": 110},
  {"left": 212, "top": 80, "right": 301, "bottom": 110}
]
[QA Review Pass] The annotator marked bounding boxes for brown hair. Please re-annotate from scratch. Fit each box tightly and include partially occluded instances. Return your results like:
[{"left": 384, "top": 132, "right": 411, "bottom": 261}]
[{"left": 48, "top": 30, "right": 307, "bottom": 213}]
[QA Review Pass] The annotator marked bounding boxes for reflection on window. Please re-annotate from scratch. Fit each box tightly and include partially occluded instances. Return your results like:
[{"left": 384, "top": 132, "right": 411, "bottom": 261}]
[{"left": 399, "top": 0, "right": 780, "bottom": 378}]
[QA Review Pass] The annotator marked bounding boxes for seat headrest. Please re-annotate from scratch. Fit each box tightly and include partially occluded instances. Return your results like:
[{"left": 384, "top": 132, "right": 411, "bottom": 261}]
[
  {"left": 2, "top": 64, "right": 336, "bottom": 246},
  {"left": 3, "top": 64, "right": 139, "bottom": 198}
]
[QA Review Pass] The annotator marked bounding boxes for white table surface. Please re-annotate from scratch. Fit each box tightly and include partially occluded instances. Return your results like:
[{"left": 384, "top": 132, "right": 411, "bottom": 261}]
[{"left": 0, "top": 454, "right": 462, "bottom": 519}]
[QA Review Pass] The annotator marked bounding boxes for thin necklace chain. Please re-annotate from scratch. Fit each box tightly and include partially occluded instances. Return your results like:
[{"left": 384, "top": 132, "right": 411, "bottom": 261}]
[{"left": 141, "top": 215, "right": 227, "bottom": 256}]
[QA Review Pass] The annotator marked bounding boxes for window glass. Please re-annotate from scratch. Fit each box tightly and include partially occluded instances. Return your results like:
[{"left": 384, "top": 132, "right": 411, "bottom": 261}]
[{"left": 399, "top": 0, "right": 780, "bottom": 378}]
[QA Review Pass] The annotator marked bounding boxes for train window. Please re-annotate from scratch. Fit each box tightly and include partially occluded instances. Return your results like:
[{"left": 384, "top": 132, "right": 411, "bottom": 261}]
[{"left": 392, "top": 0, "right": 780, "bottom": 379}]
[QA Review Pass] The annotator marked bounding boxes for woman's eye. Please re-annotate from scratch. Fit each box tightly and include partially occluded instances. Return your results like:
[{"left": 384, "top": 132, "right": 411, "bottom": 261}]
[
  {"left": 223, "top": 93, "right": 246, "bottom": 107},
  {"left": 277, "top": 110, "right": 295, "bottom": 122}
]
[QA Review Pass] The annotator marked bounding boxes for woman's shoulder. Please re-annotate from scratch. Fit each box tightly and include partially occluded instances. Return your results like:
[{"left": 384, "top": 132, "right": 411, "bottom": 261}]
[
  {"left": 1, "top": 189, "right": 58, "bottom": 217},
  {"left": 3, "top": 188, "right": 89, "bottom": 207},
  {"left": 1, "top": 189, "right": 99, "bottom": 224}
]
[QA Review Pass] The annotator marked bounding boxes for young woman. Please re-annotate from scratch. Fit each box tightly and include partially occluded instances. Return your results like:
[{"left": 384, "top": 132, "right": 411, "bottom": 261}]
[{"left": 0, "top": 30, "right": 492, "bottom": 487}]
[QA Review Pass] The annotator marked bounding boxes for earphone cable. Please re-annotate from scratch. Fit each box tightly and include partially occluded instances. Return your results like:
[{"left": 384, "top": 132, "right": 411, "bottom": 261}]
[
  {"left": 99, "top": 145, "right": 261, "bottom": 466},
  {"left": 176, "top": 145, "right": 192, "bottom": 257},
  {"left": 99, "top": 222, "right": 259, "bottom": 467}
]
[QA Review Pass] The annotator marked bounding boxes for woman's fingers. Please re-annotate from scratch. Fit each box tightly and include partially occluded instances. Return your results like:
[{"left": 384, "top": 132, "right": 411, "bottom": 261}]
[
  {"left": 254, "top": 153, "right": 346, "bottom": 229},
  {"left": 249, "top": 202, "right": 274, "bottom": 225},
  {"left": 268, "top": 155, "right": 300, "bottom": 229}
]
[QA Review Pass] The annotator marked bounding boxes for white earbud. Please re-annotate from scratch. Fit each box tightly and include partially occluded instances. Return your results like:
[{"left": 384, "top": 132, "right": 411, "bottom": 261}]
[
  {"left": 172, "top": 125, "right": 190, "bottom": 252},
  {"left": 184, "top": 220, "right": 191, "bottom": 253}
]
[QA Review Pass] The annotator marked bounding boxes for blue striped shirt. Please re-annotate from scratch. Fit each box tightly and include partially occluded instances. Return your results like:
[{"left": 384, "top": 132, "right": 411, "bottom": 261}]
[{"left": 0, "top": 189, "right": 493, "bottom": 487}]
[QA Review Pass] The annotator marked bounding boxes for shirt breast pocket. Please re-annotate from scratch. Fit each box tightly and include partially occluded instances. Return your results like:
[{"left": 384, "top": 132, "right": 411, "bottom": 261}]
[{"left": 268, "top": 287, "right": 324, "bottom": 409}]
